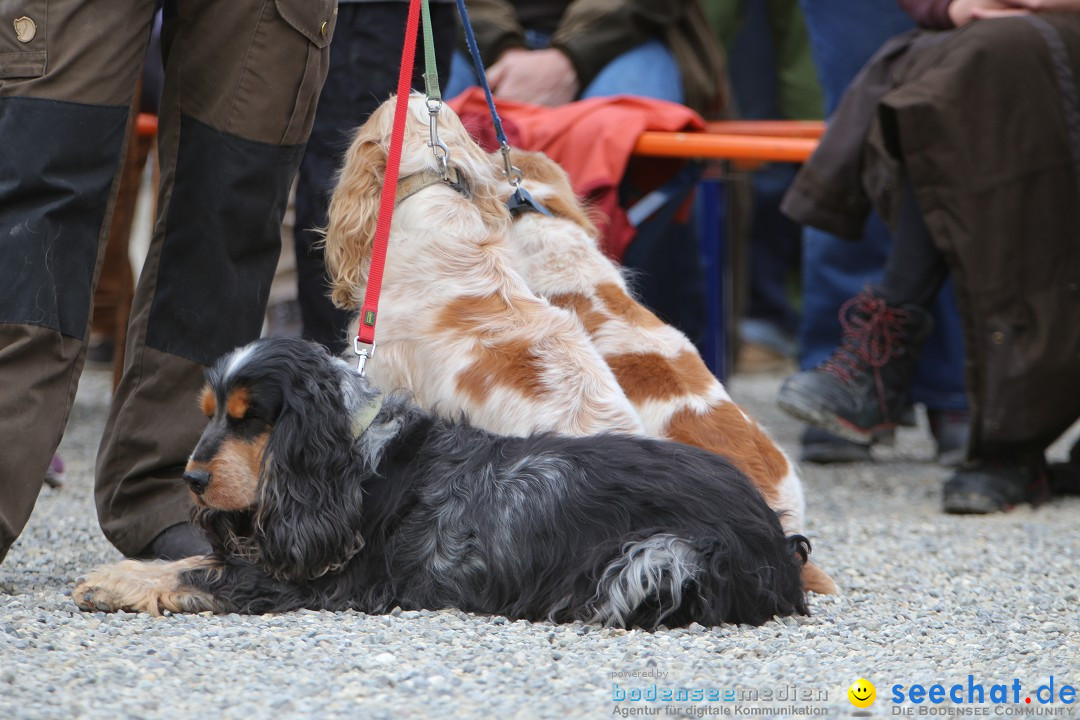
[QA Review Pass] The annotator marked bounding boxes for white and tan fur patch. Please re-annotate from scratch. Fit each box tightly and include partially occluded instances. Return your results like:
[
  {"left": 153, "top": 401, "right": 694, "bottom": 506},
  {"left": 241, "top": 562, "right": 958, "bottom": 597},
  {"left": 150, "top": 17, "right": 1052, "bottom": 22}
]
[
  {"left": 322, "top": 95, "right": 644, "bottom": 438},
  {"left": 73, "top": 556, "right": 219, "bottom": 616},
  {"left": 502, "top": 150, "right": 835, "bottom": 595}
]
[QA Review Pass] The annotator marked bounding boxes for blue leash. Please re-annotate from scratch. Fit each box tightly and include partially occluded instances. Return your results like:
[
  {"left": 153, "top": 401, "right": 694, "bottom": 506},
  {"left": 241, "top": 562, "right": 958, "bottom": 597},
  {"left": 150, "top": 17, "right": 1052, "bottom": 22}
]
[{"left": 454, "top": 0, "right": 551, "bottom": 216}]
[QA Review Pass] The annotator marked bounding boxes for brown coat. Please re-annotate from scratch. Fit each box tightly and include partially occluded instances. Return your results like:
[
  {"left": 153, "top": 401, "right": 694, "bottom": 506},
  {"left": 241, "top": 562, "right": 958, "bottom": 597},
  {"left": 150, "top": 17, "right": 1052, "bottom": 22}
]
[{"left": 782, "top": 15, "right": 1080, "bottom": 454}]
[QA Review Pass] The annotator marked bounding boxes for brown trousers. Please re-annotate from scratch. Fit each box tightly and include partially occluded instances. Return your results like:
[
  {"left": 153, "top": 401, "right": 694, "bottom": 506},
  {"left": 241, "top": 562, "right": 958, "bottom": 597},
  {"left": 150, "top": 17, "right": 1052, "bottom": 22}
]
[
  {"left": 0, "top": 0, "right": 336, "bottom": 561},
  {"left": 782, "top": 16, "right": 1080, "bottom": 454}
]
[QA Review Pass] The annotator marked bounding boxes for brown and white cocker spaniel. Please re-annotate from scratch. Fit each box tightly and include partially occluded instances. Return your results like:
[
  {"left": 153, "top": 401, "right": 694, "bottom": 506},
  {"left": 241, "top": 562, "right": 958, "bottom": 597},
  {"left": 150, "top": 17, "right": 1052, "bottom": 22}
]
[
  {"left": 321, "top": 94, "right": 643, "bottom": 438},
  {"left": 500, "top": 150, "right": 836, "bottom": 595}
]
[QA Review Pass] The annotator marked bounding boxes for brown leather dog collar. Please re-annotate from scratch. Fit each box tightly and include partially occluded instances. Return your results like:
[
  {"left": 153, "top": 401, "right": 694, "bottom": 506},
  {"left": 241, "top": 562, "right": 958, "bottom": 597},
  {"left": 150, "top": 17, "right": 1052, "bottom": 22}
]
[{"left": 395, "top": 166, "right": 470, "bottom": 205}]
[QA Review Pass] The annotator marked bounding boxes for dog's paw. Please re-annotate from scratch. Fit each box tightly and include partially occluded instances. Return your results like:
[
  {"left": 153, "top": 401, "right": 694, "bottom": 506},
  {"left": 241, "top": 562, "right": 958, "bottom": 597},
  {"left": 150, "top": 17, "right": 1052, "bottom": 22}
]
[
  {"left": 72, "top": 558, "right": 217, "bottom": 616},
  {"left": 801, "top": 560, "right": 838, "bottom": 595},
  {"left": 74, "top": 572, "right": 136, "bottom": 614}
]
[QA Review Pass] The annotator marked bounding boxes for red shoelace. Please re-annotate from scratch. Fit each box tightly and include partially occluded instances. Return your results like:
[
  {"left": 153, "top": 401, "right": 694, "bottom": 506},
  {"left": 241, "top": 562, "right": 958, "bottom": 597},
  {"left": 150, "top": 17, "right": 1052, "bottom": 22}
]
[{"left": 820, "top": 292, "right": 911, "bottom": 421}]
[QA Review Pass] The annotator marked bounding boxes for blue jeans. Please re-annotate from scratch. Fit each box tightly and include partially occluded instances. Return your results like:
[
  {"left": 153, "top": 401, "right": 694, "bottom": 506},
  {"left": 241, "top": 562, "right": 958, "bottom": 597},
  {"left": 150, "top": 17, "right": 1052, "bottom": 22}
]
[
  {"left": 797, "top": 0, "right": 968, "bottom": 412},
  {"left": 726, "top": 0, "right": 807, "bottom": 348},
  {"left": 444, "top": 36, "right": 683, "bottom": 104}
]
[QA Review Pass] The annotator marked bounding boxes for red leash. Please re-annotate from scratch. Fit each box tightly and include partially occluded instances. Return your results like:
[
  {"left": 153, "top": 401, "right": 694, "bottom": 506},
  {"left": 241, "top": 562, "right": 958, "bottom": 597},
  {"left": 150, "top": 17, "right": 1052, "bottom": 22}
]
[{"left": 355, "top": 0, "right": 422, "bottom": 374}]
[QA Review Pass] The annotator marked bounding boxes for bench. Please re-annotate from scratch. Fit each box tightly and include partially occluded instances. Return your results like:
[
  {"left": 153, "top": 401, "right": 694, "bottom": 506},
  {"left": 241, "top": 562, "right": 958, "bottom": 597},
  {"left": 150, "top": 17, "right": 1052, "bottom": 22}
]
[{"left": 631, "top": 120, "right": 824, "bottom": 379}]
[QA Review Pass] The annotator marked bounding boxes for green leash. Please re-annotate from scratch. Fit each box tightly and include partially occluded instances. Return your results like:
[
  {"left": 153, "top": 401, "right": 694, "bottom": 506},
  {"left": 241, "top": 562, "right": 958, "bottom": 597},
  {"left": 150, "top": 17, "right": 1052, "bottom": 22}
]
[
  {"left": 418, "top": 0, "right": 451, "bottom": 176},
  {"left": 420, "top": 0, "right": 440, "bottom": 102}
]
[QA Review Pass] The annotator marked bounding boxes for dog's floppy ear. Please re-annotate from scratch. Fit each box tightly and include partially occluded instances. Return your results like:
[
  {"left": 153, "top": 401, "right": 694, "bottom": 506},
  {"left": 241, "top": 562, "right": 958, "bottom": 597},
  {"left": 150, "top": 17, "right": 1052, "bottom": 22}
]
[
  {"left": 323, "top": 125, "right": 386, "bottom": 311},
  {"left": 253, "top": 368, "right": 369, "bottom": 583}
]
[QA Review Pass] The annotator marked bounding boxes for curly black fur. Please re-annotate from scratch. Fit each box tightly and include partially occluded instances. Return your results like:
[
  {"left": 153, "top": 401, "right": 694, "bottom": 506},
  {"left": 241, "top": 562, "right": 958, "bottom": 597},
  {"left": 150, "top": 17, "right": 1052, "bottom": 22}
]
[{"left": 184, "top": 337, "right": 809, "bottom": 628}]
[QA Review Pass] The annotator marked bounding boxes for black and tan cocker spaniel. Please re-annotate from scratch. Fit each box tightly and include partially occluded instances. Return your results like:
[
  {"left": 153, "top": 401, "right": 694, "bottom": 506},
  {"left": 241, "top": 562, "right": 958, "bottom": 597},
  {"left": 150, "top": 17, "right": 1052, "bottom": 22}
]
[{"left": 74, "top": 337, "right": 809, "bottom": 628}]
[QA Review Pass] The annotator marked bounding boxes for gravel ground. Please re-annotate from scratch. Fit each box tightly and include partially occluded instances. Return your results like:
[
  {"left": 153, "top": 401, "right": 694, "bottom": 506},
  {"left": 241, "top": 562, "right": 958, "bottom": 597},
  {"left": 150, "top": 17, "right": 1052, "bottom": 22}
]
[{"left": 3, "top": 365, "right": 1078, "bottom": 720}]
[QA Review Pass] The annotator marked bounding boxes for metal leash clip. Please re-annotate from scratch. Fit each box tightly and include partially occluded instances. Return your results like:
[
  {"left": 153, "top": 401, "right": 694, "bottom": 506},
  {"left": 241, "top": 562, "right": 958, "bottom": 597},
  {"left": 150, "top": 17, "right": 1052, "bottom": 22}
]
[
  {"left": 500, "top": 141, "right": 552, "bottom": 217},
  {"left": 427, "top": 97, "right": 450, "bottom": 178},
  {"left": 354, "top": 338, "right": 376, "bottom": 376},
  {"left": 500, "top": 142, "right": 523, "bottom": 189}
]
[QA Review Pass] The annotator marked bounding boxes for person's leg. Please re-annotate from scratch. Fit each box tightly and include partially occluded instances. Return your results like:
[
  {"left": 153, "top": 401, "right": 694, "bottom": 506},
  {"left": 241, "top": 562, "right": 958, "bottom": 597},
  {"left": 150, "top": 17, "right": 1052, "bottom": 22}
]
[
  {"left": 294, "top": 133, "right": 353, "bottom": 354},
  {"left": 443, "top": 50, "right": 480, "bottom": 100},
  {"left": 796, "top": 0, "right": 968, "bottom": 461},
  {"left": 0, "top": 0, "right": 154, "bottom": 563},
  {"left": 726, "top": 2, "right": 807, "bottom": 369},
  {"left": 740, "top": 167, "right": 803, "bottom": 357},
  {"left": 797, "top": 0, "right": 913, "bottom": 369},
  {"left": 880, "top": 180, "right": 949, "bottom": 307},
  {"left": 794, "top": 0, "right": 915, "bottom": 461},
  {"left": 798, "top": 0, "right": 913, "bottom": 113},
  {"left": 881, "top": 181, "right": 969, "bottom": 459},
  {"left": 778, "top": 179, "right": 943, "bottom": 443},
  {"left": 797, "top": 224, "right": 890, "bottom": 461},
  {"left": 908, "top": 278, "right": 970, "bottom": 463},
  {"left": 766, "top": 0, "right": 824, "bottom": 122},
  {"left": 579, "top": 39, "right": 684, "bottom": 104},
  {"left": 96, "top": 0, "right": 335, "bottom": 558},
  {"left": 293, "top": 1, "right": 456, "bottom": 355}
]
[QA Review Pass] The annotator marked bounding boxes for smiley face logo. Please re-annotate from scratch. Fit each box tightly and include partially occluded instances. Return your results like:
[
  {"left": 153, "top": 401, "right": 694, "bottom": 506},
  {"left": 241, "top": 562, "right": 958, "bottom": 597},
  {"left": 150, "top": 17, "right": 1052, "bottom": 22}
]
[{"left": 848, "top": 679, "right": 876, "bottom": 708}]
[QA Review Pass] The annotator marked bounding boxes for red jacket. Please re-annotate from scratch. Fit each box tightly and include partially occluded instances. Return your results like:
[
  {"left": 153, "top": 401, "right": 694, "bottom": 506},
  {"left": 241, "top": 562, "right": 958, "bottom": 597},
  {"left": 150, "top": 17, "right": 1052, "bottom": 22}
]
[{"left": 449, "top": 88, "right": 703, "bottom": 259}]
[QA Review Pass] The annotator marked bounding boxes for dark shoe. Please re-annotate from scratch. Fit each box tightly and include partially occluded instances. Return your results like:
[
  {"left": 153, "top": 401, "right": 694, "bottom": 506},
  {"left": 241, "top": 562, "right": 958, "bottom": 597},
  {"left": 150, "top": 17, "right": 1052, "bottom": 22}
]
[
  {"left": 736, "top": 341, "right": 797, "bottom": 374},
  {"left": 737, "top": 319, "right": 798, "bottom": 374},
  {"left": 1049, "top": 438, "right": 1080, "bottom": 495},
  {"left": 777, "top": 288, "right": 933, "bottom": 444},
  {"left": 943, "top": 460, "right": 1050, "bottom": 514},
  {"left": 138, "top": 522, "right": 212, "bottom": 560},
  {"left": 85, "top": 336, "right": 116, "bottom": 370},
  {"left": 800, "top": 426, "right": 874, "bottom": 464},
  {"left": 928, "top": 410, "right": 970, "bottom": 467},
  {"left": 264, "top": 298, "right": 303, "bottom": 339}
]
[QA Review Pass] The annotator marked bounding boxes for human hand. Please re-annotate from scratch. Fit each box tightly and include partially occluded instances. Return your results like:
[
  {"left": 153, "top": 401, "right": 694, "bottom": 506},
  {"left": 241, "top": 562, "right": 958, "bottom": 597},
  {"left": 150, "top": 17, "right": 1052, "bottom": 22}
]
[
  {"left": 994, "top": 0, "right": 1080, "bottom": 10},
  {"left": 952, "top": 0, "right": 1080, "bottom": 23},
  {"left": 487, "top": 48, "right": 580, "bottom": 107},
  {"left": 947, "top": 0, "right": 1024, "bottom": 25},
  {"left": 969, "top": 6, "right": 1034, "bottom": 18}
]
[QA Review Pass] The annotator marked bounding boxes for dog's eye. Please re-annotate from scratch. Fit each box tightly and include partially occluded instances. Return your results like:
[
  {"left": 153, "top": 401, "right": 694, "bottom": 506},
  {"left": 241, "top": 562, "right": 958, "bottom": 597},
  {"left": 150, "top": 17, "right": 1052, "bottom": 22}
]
[
  {"left": 227, "top": 411, "right": 256, "bottom": 425},
  {"left": 231, "top": 410, "right": 269, "bottom": 433}
]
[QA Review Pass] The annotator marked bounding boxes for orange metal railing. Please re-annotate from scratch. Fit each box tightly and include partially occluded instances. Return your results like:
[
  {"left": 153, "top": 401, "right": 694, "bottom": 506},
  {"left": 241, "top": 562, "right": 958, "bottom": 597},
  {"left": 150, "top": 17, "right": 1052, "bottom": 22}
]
[
  {"left": 632, "top": 120, "right": 824, "bottom": 165},
  {"left": 704, "top": 120, "right": 825, "bottom": 139},
  {"left": 632, "top": 130, "right": 819, "bottom": 164}
]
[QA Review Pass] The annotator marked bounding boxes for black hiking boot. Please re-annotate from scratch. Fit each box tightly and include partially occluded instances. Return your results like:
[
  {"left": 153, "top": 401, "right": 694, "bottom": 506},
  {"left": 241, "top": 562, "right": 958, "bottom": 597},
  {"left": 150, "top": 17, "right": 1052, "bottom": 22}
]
[
  {"left": 800, "top": 426, "right": 874, "bottom": 464},
  {"left": 136, "top": 522, "right": 212, "bottom": 561},
  {"left": 943, "top": 456, "right": 1050, "bottom": 514},
  {"left": 777, "top": 288, "right": 933, "bottom": 444},
  {"left": 928, "top": 410, "right": 971, "bottom": 467}
]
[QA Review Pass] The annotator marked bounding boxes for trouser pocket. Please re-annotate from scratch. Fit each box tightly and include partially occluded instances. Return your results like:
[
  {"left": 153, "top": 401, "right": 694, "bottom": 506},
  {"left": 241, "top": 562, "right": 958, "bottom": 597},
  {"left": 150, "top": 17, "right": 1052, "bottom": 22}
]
[
  {"left": 274, "top": 0, "right": 336, "bottom": 145},
  {"left": 0, "top": 0, "right": 47, "bottom": 78}
]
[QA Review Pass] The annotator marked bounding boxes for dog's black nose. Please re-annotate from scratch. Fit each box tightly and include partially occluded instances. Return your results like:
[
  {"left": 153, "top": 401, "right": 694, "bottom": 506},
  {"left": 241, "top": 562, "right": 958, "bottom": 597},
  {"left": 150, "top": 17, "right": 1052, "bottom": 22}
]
[{"left": 184, "top": 469, "right": 211, "bottom": 495}]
